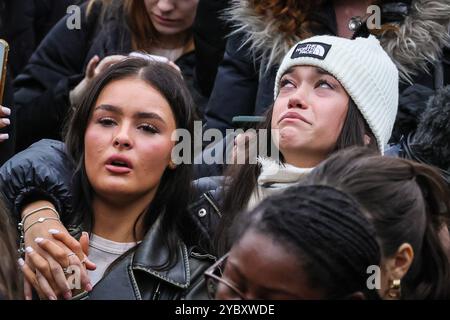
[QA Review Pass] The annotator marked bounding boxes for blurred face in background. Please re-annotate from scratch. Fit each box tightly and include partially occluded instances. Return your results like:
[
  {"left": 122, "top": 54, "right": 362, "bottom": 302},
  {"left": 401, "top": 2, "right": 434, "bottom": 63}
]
[{"left": 145, "top": 0, "right": 199, "bottom": 37}]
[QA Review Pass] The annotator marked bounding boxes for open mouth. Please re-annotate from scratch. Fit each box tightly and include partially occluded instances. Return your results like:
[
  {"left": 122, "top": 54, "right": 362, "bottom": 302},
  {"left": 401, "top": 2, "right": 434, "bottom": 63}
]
[
  {"left": 105, "top": 155, "right": 133, "bottom": 173},
  {"left": 110, "top": 160, "right": 130, "bottom": 168}
]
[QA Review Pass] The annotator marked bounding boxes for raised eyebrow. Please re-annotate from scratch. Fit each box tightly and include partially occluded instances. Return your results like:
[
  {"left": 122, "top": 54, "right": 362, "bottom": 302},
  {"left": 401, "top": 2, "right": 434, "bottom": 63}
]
[{"left": 94, "top": 104, "right": 123, "bottom": 115}]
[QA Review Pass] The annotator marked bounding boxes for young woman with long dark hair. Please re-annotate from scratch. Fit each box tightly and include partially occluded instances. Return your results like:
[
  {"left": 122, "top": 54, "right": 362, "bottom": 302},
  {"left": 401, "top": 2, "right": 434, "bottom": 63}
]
[
  {"left": 213, "top": 34, "right": 399, "bottom": 253},
  {"left": 1, "top": 58, "right": 212, "bottom": 300}
]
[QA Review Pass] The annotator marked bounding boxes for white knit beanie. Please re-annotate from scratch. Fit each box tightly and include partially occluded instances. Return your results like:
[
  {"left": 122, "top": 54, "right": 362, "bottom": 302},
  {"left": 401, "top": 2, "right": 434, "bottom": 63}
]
[{"left": 274, "top": 35, "right": 399, "bottom": 154}]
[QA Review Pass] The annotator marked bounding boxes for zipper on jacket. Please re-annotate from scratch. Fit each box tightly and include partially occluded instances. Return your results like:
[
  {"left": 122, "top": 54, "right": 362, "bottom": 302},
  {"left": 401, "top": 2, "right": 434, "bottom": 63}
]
[
  {"left": 190, "top": 250, "right": 217, "bottom": 261},
  {"left": 203, "top": 192, "right": 222, "bottom": 218},
  {"left": 152, "top": 282, "right": 161, "bottom": 300}
]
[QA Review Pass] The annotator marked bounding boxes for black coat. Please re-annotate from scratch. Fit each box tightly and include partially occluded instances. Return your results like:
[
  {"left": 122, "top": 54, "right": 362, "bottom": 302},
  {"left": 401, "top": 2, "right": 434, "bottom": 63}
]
[
  {"left": 0, "top": 139, "right": 217, "bottom": 300},
  {"left": 203, "top": 31, "right": 278, "bottom": 135},
  {"left": 13, "top": 1, "right": 203, "bottom": 152},
  {"left": 193, "top": 0, "right": 231, "bottom": 97},
  {"left": 0, "top": 0, "right": 80, "bottom": 79}
]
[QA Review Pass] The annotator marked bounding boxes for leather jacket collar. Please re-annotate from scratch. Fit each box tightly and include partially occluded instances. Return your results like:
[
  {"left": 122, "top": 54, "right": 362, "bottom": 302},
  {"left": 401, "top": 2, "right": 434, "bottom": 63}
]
[
  {"left": 69, "top": 215, "right": 193, "bottom": 291},
  {"left": 131, "top": 218, "right": 191, "bottom": 289}
]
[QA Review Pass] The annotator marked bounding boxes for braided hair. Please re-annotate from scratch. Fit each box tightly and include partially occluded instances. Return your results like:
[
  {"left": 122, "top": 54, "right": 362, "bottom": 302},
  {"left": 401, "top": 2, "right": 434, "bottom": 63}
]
[{"left": 230, "top": 185, "right": 381, "bottom": 299}]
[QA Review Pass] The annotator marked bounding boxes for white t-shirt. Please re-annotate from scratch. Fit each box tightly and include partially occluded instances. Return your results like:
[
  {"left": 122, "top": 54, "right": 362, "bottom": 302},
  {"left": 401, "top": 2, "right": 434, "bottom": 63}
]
[{"left": 87, "top": 234, "right": 139, "bottom": 286}]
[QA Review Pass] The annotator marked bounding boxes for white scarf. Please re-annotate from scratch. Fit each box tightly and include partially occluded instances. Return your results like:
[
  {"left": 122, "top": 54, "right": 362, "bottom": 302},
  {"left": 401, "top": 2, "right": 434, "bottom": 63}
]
[{"left": 246, "top": 157, "right": 314, "bottom": 210}]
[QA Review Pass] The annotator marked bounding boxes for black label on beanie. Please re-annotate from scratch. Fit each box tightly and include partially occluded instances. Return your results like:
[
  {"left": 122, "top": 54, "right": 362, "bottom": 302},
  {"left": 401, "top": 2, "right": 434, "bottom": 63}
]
[{"left": 291, "top": 42, "right": 331, "bottom": 60}]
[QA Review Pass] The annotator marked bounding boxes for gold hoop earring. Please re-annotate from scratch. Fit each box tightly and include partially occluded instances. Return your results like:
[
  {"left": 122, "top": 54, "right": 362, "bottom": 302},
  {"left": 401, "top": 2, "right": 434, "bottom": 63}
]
[
  {"left": 168, "top": 160, "right": 177, "bottom": 170},
  {"left": 388, "top": 279, "right": 401, "bottom": 299}
]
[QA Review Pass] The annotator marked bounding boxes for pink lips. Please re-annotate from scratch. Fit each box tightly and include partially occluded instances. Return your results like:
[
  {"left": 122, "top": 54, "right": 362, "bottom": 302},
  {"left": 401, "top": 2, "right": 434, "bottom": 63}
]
[
  {"left": 279, "top": 111, "right": 311, "bottom": 125},
  {"left": 105, "top": 155, "right": 133, "bottom": 174},
  {"left": 152, "top": 13, "right": 178, "bottom": 25}
]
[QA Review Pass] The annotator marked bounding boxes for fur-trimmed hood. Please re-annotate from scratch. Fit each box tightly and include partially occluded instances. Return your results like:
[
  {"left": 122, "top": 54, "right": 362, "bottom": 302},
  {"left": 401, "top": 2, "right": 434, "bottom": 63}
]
[
  {"left": 226, "top": 0, "right": 450, "bottom": 83},
  {"left": 412, "top": 85, "right": 450, "bottom": 171}
]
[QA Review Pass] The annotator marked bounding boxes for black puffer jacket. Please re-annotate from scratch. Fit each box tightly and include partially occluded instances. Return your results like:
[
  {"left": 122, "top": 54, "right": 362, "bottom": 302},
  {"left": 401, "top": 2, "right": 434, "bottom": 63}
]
[
  {"left": 193, "top": 0, "right": 231, "bottom": 97},
  {"left": 13, "top": 0, "right": 203, "bottom": 152},
  {"left": 0, "top": 139, "right": 218, "bottom": 300}
]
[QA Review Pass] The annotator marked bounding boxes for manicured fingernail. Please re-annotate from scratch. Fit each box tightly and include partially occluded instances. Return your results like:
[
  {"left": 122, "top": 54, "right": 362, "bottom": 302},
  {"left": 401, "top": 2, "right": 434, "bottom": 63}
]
[
  {"left": 49, "top": 295, "right": 57, "bottom": 300},
  {"left": 1, "top": 107, "right": 11, "bottom": 115},
  {"left": 18, "top": 258, "right": 25, "bottom": 267},
  {"left": 25, "top": 246, "right": 34, "bottom": 253},
  {"left": 82, "top": 231, "right": 89, "bottom": 237},
  {"left": 0, "top": 133, "right": 9, "bottom": 140},
  {"left": 2, "top": 118, "right": 10, "bottom": 125},
  {"left": 25, "top": 295, "right": 32, "bottom": 301},
  {"left": 85, "top": 283, "right": 93, "bottom": 292},
  {"left": 48, "top": 229, "right": 60, "bottom": 234},
  {"left": 34, "top": 237, "right": 44, "bottom": 243},
  {"left": 64, "top": 291, "right": 72, "bottom": 300}
]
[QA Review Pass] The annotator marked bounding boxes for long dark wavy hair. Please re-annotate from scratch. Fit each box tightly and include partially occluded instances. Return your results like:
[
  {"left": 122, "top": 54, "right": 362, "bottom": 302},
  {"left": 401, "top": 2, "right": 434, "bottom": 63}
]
[
  {"left": 305, "top": 147, "right": 450, "bottom": 299},
  {"left": 217, "top": 98, "right": 378, "bottom": 254},
  {"left": 64, "top": 58, "right": 195, "bottom": 270}
]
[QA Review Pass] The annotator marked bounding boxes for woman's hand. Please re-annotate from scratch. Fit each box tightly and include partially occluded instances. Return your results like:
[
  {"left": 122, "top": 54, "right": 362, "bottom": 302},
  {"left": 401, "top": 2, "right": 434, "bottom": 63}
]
[
  {"left": 19, "top": 231, "right": 95, "bottom": 300},
  {"left": 70, "top": 54, "right": 127, "bottom": 106},
  {"left": 0, "top": 105, "right": 11, "bottom": 142},
  {"left": 19, "top": 201, "right": 96, "bottom": 300}
]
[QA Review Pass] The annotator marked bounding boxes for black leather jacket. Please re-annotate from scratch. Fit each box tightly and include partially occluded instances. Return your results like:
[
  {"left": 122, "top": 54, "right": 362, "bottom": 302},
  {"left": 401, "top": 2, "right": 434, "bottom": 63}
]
[
  {"left": 0, "top": 139, "right": 220, "bottom": 300},
  {"left": 79, "top": 217, "right": 215, "bottom": 300}
]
